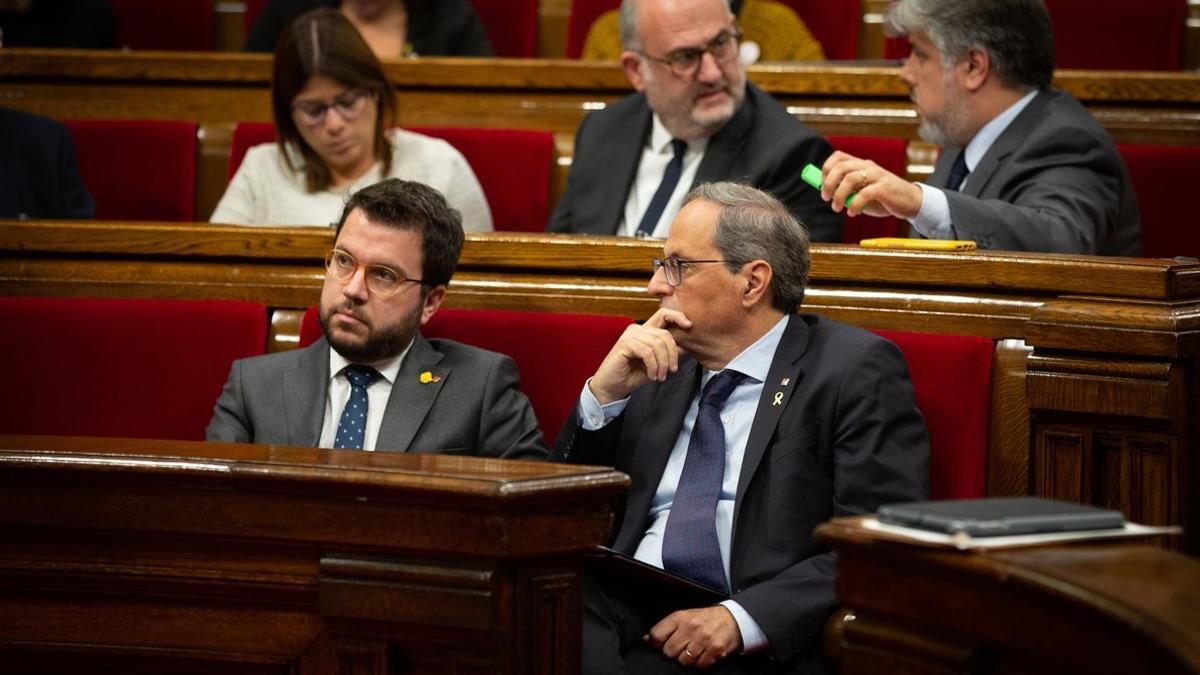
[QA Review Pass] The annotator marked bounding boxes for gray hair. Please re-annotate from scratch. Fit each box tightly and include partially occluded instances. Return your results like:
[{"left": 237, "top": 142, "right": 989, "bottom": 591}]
[
  {"left": 884, "top": 0, "right": 1055, "bottom": 91},
  {"left": 685, "top": 182, "right": 810, "bottom": 313},
  {"left": 619, "top": 0, "right": 733, "bottom": 52}
]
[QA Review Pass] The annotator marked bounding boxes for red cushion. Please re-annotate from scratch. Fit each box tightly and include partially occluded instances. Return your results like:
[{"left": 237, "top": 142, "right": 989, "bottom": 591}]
[
  {"left": 300, "top": 306, "right": 631, "bottom": 445},
  {"left": 873, "top": 330, "right": 992, "bottom": 499},
  {"left": 108, "top": 0, "right": 214, "bottom": 51},
  {"left": 469, "top": 0, "right": 538, "bottom": 57},
  {"left": 783, "top": 0, "right": 861, "bottom": 61},
  {"left": 827, "top": 135, "right": 908, "bottom": 242},
  {"left": 1118, "top": 143, "right": 1200, "bottom": 259},
  {"left": 64, "top": 119, "right": 197, "bottom": 222},
  {"left": 229, "top": 123, "right": 554, "bottom": 233},
  {"left": 0, "top": 297, "right": 268, "bottom": 441}
]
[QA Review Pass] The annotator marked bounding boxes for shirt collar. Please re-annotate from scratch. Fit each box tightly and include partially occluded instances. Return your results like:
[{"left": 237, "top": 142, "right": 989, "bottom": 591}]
[
  {"left": 648, "top": 114, "right": 709, "bottom": 155},
  {"left": 703, "top": 314, "right": 789, "bottom": 384},
  {"left": 328, "top": 335, "right": 414, "bottom": 385},
  {"left": 963, "top": 89, "right": 1038, "bottom": 172}
]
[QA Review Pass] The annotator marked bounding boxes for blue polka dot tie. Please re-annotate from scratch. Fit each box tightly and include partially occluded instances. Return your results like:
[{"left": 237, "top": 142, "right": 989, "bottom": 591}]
[
  {"left": 333, "top": 365, "right": 380, "bottom": 450},
  {"left": 661, "top": 369, "right": 747, "bottom": 594}
]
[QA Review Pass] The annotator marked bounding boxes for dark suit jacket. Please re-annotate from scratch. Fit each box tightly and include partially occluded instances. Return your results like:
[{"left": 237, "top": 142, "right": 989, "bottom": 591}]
[
  {"left": 547, "top": 84, "right": 844, "bottom": 243},
  {"left": 207, "top": 335, "right": 547, "bottom": 459},
  {"left": 0, "top": 107, "right": 94, "bottom": 220},
  {"left": 926, "top": 90, "right": 1140, "bottom": 255},
  {"left": 243, "top": 0, "right": 492, "bottom": 55},
  {"left": 553, "top": 314, "right": 929, "bottom": 673}
]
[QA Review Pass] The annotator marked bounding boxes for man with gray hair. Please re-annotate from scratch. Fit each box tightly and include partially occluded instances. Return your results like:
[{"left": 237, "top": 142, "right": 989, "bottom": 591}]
[
  {"left": 819, "top": 0, "right": 1140, "bottom": 255},
  {"left": 554, "top": 181, "right": 928, "bottom": 673},
  {"left": 548, "top": 0, "right": 843, "bottom": 244}
]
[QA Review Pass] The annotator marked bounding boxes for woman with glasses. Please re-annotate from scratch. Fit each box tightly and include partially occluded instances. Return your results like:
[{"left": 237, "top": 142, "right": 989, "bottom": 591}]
[{"left": 212, "top": 8, "right": 492, "bottom": 230}]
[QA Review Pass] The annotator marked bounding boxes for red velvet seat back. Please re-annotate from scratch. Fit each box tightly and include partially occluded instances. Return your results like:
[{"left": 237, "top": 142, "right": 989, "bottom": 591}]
[
  {"left": 244, "top": 0, "right": 269, "bottom": 35},
  {"left": 229, "top": 123, "right": 554, "bottom": 232},
  {"left": 65, "top": 119, "right": 197, "bottom": 222},
  {"left": 299, "top": 307, "right": 632, "bottom": 445},
  {"left": 469, "top": 0, "right": 539, "bottom": 57},
  {"left": 783, "top": 0, "right": 861, "bottom": 61},
  {"left": 108, "top": 0, "right": 214, "bottom": 51},
  {"left": 566, "top": 0, "right": 619, "bottom": 59},
  {"left": 0, "top": 297, "right": 268, "bottom": 441},
  {"left": 873, "top": 330, "right": 992, "bottom": 499},
  {"left": 1118, "top": 143, "right": 1200, "bottom": 259},
  {"left": 827, "top": 135, "right": 908, "bottom": 242}
]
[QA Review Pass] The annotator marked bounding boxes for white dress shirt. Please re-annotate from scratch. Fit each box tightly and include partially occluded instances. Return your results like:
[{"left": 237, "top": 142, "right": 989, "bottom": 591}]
[
  {"left": 577, "top": 315, "right": 790, "bottom": 653},
  {"left": 318, "top": 338, "right": 413, "bottom": 451},
  {"left": 910, "top": 89, "right": 1039, "bottom": 239},
  {"left": 619, "top": 115, "right": 708, "bottom": 238}
]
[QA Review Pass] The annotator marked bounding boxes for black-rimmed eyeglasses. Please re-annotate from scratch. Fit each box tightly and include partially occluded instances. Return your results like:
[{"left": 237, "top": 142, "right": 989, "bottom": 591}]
[
  {"left": 324, "top": 249, "right": 426, "bottom": 297},
  {"left": 292, "top": 89, "right": 375, "bottom": 128},
  {"left": 652, "top": 256, "right": 731, "bottom": 287},
  {"left": 639, "top": 30, "right": 743, "bottom": 78}
]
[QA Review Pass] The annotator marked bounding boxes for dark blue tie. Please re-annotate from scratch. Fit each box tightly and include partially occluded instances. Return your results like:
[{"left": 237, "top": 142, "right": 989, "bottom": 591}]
[
  {"left": 334, "top": 365, "right": 380, "bottom": 450},
  {"left": 661, "top": 369, "right": 747, "bottom": 594},
  {"left": 635, "top": 138, "right": 688, "bottom": 237},
  {"left": 945, "top": 150, "right": 970, "bottom": 192}
]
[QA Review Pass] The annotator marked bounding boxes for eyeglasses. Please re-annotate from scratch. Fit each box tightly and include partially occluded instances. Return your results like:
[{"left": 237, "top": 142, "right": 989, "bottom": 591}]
[
  {"left": 652, "top": 256, "right": 731, "bottom": 287},
  {"left": 324, "top": 249, "right": 426, "bottom": 297},
  {"left": 639, "top": 30, "right": 742, "bottom": 78},
  {"left": 291, "top": 89, "right": 375, "bottom": 127}
]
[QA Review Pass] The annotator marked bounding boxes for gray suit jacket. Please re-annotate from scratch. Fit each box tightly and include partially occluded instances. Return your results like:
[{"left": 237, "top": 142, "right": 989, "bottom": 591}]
[
  {"left": 554, "top": 314, "right": 929, "bottom": 673},
  {"left": 547, "top": 84, "right": 844, "bottom": 243},
  {"left": 927, "top": 89, "right": 1140, "bottom": 255},
  {"left": 206, "top": 335, "right": 548, "bottom": 459}
]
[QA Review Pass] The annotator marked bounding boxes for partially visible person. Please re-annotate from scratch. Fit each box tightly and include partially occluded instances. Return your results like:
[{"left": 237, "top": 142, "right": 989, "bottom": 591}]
[
  {"left": 244, "top": 0, "right": 492, "bottom": 57},
  {"left": 818, "top": 0, "right": 1140, "bottom": 255},
  {"left": 0, "top": 107, "right": 94, "bottom": 220},
  {"left": 0, "top": 0, "right": 116, "bottom": 49},
  {"left": 554, "top": 181, "right": 928, "bottom": 674},
  {"left": 208, "top": 178, "right": 545, "bottom": 459},
  {"left": 549, "top": 0, "right": 842, "bottom": 243},
  {"left": 582, "top": 0, "right": 824, "bottom": 63},
  {"left": 213, "top": 8, "right": 492, "bottom": 230}
]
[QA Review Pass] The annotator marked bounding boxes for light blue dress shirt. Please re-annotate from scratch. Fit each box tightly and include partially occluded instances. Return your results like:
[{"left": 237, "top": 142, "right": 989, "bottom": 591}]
[{"left": 577, "top": 315, "right": 789, "bottom": 653}]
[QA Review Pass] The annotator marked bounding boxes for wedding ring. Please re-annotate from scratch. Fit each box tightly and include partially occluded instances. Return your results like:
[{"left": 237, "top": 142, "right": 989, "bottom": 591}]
[
  {"left": 684, "top": 648, "right": 695, "bottom": 658},
  {"left": 858, "top": 169, "right": 868, "bottom": 186}
]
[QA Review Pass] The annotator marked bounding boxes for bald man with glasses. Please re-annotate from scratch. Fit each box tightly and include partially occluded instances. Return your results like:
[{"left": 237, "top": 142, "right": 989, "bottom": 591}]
[
  {"left": 207, "top": 178, "right": 547, "bottom": 459},
  {"left": 548, "top": 0, "right": 843, "bottom": 244}
]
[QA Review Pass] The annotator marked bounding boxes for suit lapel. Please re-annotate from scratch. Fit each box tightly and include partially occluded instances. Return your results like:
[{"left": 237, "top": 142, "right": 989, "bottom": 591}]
[
  {"left": 284, "top": 339, "right": 330, "bottom": 446},
  {"left": 693, "top": 85, "right": 755, "bottom": 186},
  {"left": 734, "top": 315, "right": 810, "bottom": 508},
  {"left": 598, "top": 102, "right": 653, "bottom": 235},
  {"left": 963, "top": 91, "right": 1051, "bottom": 197},
  {"left": 613, "top": 359, "right": 701, "bottom": 553},
  {"left": 375, "top": 335, "right": 447, "bottom": 453}
]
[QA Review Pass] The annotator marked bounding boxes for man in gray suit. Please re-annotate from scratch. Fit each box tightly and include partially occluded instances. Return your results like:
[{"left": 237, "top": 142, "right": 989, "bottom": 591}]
[
  {"left": 818, "top": 0, "right": 1140, "bottom": 255},
  {"left": 207, "top": 178, "right": 547, "bottom": 459},
  {"left": 547, "top": 0, "right": 842, "bottom": 243}
]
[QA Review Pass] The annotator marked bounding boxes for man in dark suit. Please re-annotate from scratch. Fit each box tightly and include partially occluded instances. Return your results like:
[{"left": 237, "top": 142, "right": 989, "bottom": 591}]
[
  {"left": 817, "top": 0, "right": 1139, "bottom": 255},
  {"left": 547, "top": 0, "right": 842, "bottom": 243},
  {"left": 554, "top": 181, "right": 928, "bottom": 674},
  {"left": 0, "top": 107, "right": 94, "bottom": 220},
  {"left": 207, "top": 178, "right": 546, "bottom": 459}
]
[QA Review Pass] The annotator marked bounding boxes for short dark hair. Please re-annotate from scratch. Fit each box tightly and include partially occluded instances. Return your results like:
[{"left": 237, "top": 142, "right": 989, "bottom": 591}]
[
  {"left": 271, "top": 8, "right": 396, "bottom": 192},
  {"left": 685, "top": 181, "right": 810, "bottom": 313},
  {"left": 885, "top": 0, "right": 1055, "bottom": 91},
  {"left": 335, "top": 179, "right": 465, "bottom": 288}
]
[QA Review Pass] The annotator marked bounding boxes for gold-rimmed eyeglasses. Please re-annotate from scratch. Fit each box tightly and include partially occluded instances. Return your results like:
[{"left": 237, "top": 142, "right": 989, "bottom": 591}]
[
  {"left": 324, "top": 249, "right": 426, "bottom": 297},
  {"left": 652, "top": 256, "right": 731, "bottom": 287},
  {"left": 639, "top": 30, "right": 743, "bottom": 78},
  {"left": 291, "top": 89, "right": 375, "bottom": 128}
]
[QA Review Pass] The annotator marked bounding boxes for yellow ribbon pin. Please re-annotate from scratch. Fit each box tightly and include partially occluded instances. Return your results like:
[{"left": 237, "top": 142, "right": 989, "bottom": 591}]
[{"left": 772, "top": 392, "right": 784, "bottom": 406}]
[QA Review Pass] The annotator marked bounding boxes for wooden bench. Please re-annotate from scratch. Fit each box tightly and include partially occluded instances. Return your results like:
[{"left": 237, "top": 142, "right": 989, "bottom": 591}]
[{"left": 3, "top": 220, "right": 1197, "bottom": 554}]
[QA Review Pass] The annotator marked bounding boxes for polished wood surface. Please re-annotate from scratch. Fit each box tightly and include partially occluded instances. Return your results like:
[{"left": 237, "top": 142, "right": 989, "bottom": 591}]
[
  {"left": 3, "top": 221, "right": 1198, "bottom": 555},
  {"left": 817, "top": 517, "right": 1200, "bottom": 674},
  {"left": 3, "top": 50, "right": 1199, "bottom": 218},
  {"left": 0, "top": 434, "right": 628, "bottom": 674}
]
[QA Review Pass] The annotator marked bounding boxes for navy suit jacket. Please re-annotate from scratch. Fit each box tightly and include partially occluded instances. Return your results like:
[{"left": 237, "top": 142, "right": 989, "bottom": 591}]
[
  {"left": 926, "top": 90, "right": 1140, "bottom": 255},
  {"left": 554, "top": 314, "right": 929, "bottom": 672},
  {"left": 0, "top": 107, "right": 94, "bottom": 220},
  {"left": 548, "top": 84, "right": 844, "bottom": 243}
]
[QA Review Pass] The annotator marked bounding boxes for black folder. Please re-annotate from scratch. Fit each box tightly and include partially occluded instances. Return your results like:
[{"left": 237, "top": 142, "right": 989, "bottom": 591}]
[
  {"left": 585, "top": 546, "right": 727, "bottom": 618},
  {"left": 877, "top": 497, "right": 1124, "bottom": 537}
]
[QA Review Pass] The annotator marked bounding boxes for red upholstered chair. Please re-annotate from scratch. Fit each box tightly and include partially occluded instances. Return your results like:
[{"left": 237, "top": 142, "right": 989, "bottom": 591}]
[
  {"left": 873, "top": 330, "right": 992, "bottom": 500},
  {"left": 1118, "top": 143, "right": 1200, "bottom": 259},
  {"left": 0, "top": 297, "right": 268, "bottom": 441},
  {"left": 299, "top": 307, "right": 632, "bottom": 445},
  {"left": 108, "top": 0, "right": 214, "bottom": 51},
  {"left": 244, "top": 0, "right": 269, "bottom": 36},
  {"left": 228, "top": 123, "right": 555, "bottom": 232},
  {"left": 566, "top": 0, "right": 620, "bottom": 59},
  {"left": 469, "top": 0, "right": 538, "bottom": 57},
  {"left": 827, "top": 135, "right": 909, "bottom": 242},
  {"left": 783, "top": 0, "right": 861, "bottom": 61},
  {"left": 64, "top": 119, "right": 198, "bottom": 222}
]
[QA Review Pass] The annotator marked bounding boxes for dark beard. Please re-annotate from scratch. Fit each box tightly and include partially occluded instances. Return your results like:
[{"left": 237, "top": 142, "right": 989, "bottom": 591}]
[{"left": 320, "top": 302, "right": 416, "bottom": 363}]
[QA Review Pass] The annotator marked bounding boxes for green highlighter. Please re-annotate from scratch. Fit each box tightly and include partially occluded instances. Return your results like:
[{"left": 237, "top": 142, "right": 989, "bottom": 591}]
[{"left": 801, "top": 163, "right": 855, "bottom": 207}]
